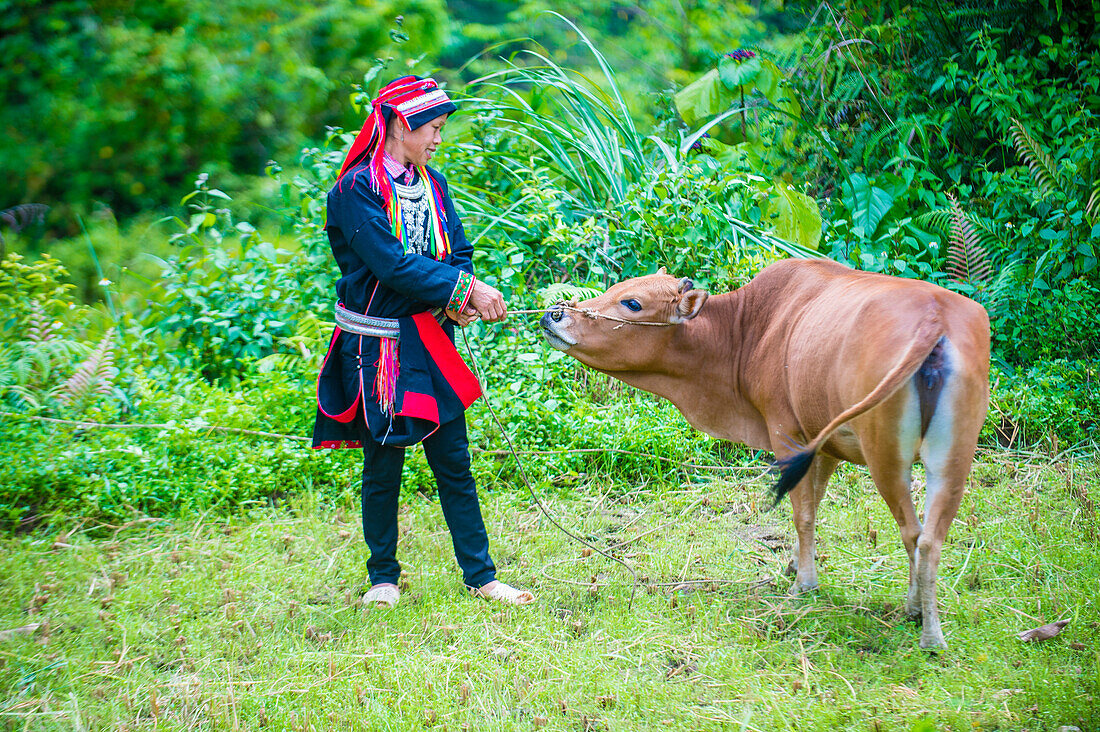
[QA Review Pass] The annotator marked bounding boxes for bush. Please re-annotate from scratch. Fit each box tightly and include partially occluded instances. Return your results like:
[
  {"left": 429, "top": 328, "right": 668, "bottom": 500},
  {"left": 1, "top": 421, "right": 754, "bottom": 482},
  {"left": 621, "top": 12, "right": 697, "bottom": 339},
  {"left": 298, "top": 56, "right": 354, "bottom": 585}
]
[
  {"left": 143, "top": 174, "right": 333, "bottom": 382},
  {"left": 992, "top": 277, "right": 1100, "bottom": 364},
  {"left": 0, "top": 253, "right": 122, "bottom": 415},
  {"left": 1, "top": 0, "right": 445, "bottom": 220},
  {"left": 986, "top": 359, "right": 1099, "bottom": 451},
  {"left": 0, "top": 369, "right": 358, "bottom": 529}
]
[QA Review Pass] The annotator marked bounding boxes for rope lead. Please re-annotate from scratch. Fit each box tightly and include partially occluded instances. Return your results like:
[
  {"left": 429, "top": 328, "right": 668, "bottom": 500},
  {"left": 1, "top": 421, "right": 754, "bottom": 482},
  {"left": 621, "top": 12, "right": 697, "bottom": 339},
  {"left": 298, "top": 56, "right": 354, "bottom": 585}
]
[{"left": 460, "top": 329, "right": 640, "bottom": 608}]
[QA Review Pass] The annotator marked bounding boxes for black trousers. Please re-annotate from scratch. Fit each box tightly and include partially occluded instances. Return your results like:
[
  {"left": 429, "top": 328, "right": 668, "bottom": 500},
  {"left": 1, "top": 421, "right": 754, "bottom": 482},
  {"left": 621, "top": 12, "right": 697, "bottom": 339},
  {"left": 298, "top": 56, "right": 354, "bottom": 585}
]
[{"left": 359, "top": 414, "right": 496, "bottom": 589}]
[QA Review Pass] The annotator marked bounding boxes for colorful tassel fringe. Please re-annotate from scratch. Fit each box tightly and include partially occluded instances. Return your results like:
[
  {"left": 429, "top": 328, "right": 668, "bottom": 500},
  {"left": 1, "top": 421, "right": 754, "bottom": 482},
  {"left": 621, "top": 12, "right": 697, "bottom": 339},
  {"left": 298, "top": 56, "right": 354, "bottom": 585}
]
[{"left": 373, "top": 336, "right": 400, "bottom": 416}]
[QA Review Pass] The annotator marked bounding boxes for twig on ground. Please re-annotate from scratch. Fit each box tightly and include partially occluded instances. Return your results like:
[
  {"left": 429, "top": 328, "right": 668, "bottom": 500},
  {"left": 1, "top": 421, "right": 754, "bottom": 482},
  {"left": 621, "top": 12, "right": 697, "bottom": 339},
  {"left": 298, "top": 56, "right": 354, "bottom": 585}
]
[{"left": 5, "top": 413, "right": 312, "bottom": 441}]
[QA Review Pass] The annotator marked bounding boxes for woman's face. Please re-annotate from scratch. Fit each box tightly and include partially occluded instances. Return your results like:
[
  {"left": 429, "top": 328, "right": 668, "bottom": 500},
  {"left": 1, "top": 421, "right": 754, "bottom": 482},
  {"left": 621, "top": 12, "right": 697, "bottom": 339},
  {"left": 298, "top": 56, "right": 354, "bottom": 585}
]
[{"left": 398, "top": 113, "right": 448, "bottom": 167}]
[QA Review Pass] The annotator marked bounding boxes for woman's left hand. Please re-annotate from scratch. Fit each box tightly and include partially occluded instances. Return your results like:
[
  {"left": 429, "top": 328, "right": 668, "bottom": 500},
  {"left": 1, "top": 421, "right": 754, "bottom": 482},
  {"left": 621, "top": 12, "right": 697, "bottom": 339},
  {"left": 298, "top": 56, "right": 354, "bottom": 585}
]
[{"left": 447, "top": 305, "right": 480, "bottom": 327}]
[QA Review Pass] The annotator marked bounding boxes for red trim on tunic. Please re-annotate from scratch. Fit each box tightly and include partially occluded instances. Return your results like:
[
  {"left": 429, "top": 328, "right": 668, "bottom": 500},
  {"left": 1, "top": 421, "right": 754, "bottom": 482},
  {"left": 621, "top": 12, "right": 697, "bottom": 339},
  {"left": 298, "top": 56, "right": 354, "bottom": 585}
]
[
  {"left": 411, "top": 312, "right": 482, "bottom": 408},
  {"left": 315, "top": 327, "right": 361, "bottom": 423},
  {"left": 312, "top": 440, "right": 363, "bottom": 450},
  {"left": 458, "top": 275, "right": 475, "bottom": 312}
]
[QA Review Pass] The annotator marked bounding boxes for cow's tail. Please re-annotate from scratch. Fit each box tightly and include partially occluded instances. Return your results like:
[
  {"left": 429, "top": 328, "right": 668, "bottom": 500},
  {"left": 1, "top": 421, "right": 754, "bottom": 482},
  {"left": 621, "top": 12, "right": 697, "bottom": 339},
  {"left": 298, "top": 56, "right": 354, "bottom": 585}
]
[{"left": 772, "top": 310, "right": 946, "bottom": 505}]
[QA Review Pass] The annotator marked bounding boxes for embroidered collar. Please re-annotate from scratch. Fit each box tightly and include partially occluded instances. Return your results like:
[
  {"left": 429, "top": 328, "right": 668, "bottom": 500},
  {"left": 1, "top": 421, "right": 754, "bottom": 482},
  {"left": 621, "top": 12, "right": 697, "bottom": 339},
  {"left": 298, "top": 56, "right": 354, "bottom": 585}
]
[{"left": 382, "top": 150, "right": 415, "bottom": 185}]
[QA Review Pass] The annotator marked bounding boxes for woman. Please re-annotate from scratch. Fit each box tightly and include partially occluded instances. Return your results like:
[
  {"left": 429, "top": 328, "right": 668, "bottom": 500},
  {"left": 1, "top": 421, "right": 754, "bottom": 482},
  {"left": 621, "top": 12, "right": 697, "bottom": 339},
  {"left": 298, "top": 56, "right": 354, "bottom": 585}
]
[{"left": 312, "top": 76, "right": 534, "bottom": 609}]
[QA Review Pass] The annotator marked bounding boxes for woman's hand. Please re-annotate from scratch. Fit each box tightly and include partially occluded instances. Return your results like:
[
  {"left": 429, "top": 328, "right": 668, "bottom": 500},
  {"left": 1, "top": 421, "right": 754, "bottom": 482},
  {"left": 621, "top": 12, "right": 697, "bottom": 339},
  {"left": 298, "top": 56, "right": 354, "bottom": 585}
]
[
  {"left": 467, "top": 279, "right": 507, "bottom": 322},
  {"left": 446, "top": 305, "right": 480, "bottom": 327}
]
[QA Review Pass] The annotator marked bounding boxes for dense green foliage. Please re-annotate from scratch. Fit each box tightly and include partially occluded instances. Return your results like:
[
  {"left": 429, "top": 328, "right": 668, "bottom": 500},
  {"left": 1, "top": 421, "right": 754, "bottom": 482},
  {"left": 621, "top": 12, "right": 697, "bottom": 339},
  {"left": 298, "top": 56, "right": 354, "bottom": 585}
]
[
  {"left": 1, "top": 0, "right": 445, "bottom": 221},
  {"left": 784, "top": 0, "right": 1100, "bottom": 365},
  {"left": 1, "top": 0, "right": 1097, "bottom": 526}
]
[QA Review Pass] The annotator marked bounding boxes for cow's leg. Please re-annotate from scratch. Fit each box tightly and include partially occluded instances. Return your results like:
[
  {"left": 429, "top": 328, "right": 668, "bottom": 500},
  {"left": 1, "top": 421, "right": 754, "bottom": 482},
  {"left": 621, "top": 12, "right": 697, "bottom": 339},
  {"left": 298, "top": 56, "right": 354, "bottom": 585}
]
[
  {"left": 914, "top": 391, "right": 982, "bottom": 650},
  {"left": 786, "top": 456, "right": 839, "bottom": 594},
  {"left": 865, "top": 455, "right": 923, "bottom": 618},
  {"left": 860, "top": 383, "right": 926, "bottom": 622}
]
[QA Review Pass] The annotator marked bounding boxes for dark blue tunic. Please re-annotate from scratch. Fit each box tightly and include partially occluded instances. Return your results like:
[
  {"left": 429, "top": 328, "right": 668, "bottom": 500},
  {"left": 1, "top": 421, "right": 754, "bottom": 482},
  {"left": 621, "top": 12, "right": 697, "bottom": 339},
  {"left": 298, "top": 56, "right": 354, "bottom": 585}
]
[{"left": 312, "top": 164, "right": 479, "bottom": 449}]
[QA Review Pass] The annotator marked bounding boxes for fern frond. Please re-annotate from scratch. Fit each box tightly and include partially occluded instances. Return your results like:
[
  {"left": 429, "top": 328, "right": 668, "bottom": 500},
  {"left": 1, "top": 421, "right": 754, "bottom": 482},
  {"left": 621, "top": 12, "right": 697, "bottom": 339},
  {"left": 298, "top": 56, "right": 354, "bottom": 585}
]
[
  {"left": 946, "top": 198, "right": 993, "bottom": 287},
  {"left": 25, "top": 304, "right": 56, "bottom": 342},
  {"left": 1086, "top": 182, "right": 1100, "bottom": 221},
  {"left": 983, "top": 259, "right": 1022, "bottom": 316},
  {"left": 831, "top": 73, "right": 866, "bottom": 104},
  {"left": 256, "top": 353, "right": 305, "bottom": 374},
  {"left": 10, "top": 338, "right": 89, "bottom": 388},
  {"left": 862, "top": 122, "right": 908, "bottom": 167},
  {"left": 537, "top": 282, "right": 605, "bottom": 308},
  {"left": 56, "top": 329, "right": 116, "bottom": 414},
  {"left": 256, "top": 314, "right": 333, "bottom": 375},
  {"left": 1, "top": 385, "right": 40, "bottom": 412},
  {"left": 914, "top": 208, "right": 956, "bottom": 236},
  {"left": 915, "top": 207, "right": 1008, "bottom": 251},
  {"left": 1008, "top": 118, "right": 1061, "bottom": 196}
]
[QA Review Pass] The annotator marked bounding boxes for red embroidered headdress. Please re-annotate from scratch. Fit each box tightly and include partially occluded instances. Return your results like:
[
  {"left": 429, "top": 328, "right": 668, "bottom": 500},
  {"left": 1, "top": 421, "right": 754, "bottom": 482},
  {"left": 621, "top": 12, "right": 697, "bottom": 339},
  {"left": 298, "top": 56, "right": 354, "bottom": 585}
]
[{"left": 337, "top": 76, "right": 457, "bottom": 204}]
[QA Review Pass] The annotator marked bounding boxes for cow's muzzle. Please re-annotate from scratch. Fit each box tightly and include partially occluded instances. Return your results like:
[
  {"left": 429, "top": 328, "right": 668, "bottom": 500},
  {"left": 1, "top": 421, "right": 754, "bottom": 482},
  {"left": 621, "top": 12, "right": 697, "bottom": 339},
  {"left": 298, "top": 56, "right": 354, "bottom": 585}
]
[
  {"left": 541, "top": 304, "right": 566, "bottom": 326},
  {"left": 540, "top": 306, "right": 575, "bottom": 350}
]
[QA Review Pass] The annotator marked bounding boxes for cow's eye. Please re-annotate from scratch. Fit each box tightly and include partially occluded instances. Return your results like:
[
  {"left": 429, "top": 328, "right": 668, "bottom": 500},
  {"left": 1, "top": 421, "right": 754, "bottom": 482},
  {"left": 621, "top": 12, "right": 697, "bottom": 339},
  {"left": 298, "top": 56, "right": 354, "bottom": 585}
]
[{"left": 621, "top": 299, "right": 642, "bottom": 312}]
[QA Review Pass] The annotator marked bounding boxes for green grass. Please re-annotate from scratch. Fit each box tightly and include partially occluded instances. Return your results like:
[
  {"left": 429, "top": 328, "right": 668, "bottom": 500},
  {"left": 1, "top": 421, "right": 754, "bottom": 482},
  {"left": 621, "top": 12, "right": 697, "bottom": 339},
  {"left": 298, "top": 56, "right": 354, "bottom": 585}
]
[{"left": 1, "top": 452, "right": 1097, "bottom": 731}]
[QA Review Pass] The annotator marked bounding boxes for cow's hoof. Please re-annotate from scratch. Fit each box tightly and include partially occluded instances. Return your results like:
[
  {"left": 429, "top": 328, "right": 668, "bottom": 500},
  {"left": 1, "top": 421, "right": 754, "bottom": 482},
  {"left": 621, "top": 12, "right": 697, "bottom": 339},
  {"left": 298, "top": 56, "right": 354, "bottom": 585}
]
[
  {"left": 905, "top": 604, "right": 922, "bottom": 622},
  {"left": 784, "top": 559, "right": 797, "bottom": 578},
  {"left": 789, "top": 579, "right": 818, "bottom": 595},
  {"left": 919, "top": 633, "right": 947, "bottom": 651}
]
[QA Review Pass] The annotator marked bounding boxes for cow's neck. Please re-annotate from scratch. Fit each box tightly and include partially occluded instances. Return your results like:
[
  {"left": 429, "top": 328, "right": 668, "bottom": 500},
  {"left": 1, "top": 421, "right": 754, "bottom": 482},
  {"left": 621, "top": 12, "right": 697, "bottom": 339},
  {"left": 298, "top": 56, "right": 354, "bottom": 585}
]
[{"left": 600, "top": 288, "right": 772, "bottom": 445}]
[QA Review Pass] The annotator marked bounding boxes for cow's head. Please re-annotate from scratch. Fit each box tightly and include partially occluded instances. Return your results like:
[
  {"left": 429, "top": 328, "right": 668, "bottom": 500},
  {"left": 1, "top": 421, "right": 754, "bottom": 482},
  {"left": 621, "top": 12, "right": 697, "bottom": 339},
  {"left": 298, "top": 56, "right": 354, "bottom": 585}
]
[{"left": 539, "top": 269, "right": 709, "bottom": 372}]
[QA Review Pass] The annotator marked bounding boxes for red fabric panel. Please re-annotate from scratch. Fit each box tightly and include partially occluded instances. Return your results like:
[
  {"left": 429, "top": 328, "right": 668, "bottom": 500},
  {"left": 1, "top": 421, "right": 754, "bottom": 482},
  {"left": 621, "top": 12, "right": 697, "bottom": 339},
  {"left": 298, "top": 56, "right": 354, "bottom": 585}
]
[
  {"left": 397, "top": 391, "right": 439, "bottom": 424},
  {"left": 412, "top": 312, "right": 482, "bottom": 408}
]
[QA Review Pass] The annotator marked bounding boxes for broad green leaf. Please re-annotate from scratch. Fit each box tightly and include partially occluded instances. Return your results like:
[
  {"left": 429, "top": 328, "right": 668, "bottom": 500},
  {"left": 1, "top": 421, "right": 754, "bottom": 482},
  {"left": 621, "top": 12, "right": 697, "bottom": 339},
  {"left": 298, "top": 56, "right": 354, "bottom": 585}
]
[
  {"left": 753, "top": 60, "right": 780, "bottom": 102},
  {"left": 718, "top": 55, "right": 762, "bottom": 90},
  {"left": 674, "top": 69, "right": 727, "bottom": 128},
  {"left": 766, "top": 182, "right": 822, "bottom": 250},
  {"left": 842, "top": 173, "right": 895, "bottom": 240}
]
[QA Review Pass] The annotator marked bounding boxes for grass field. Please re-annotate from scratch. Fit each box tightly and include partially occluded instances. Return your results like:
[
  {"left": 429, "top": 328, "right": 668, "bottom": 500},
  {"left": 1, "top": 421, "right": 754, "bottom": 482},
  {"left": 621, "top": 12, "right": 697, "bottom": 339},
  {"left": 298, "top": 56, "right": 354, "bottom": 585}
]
[{"left": 1, "top": 450, "right": 1097, "bottom": 731}]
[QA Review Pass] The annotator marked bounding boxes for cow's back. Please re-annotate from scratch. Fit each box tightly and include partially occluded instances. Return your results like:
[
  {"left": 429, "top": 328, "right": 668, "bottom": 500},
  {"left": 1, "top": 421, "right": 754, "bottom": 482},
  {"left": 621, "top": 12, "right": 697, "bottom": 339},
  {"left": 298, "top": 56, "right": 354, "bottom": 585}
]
[{"left": 737, "top": 258, "right": 989, "bottom": 461}]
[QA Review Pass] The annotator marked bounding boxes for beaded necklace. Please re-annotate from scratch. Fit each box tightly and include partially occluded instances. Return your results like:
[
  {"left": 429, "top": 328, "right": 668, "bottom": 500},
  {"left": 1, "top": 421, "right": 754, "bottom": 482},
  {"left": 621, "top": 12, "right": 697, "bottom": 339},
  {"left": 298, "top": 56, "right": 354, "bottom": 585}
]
[{"left": 387, "top": 166, "right": 451, "bottom": 261}]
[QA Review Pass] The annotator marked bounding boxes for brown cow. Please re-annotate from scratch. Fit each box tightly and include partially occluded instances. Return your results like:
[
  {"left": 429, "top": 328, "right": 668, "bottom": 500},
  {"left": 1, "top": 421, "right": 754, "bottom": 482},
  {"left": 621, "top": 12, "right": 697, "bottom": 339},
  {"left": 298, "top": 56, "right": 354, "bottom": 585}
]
[{"left": 540, "top": 257, "right": 990, "bottom": 649}]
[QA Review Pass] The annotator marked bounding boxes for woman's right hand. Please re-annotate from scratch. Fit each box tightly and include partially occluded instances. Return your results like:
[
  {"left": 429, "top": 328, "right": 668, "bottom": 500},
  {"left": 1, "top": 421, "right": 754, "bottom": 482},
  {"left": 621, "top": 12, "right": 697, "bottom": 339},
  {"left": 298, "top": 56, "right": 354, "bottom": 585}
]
[{"left": 468, "top": 279, "right": 507, "bottom": 322}]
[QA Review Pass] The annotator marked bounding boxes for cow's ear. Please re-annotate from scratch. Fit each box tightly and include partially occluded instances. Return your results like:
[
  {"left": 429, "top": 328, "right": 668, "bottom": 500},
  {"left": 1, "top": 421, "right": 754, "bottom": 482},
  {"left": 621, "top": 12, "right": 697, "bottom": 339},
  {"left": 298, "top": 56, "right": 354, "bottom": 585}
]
[
  {"left": 673, "top": 288, "right": 709, "bottom": 322},
  {"left": 656, "top": 266, "right": 667, "bottom": 275}
]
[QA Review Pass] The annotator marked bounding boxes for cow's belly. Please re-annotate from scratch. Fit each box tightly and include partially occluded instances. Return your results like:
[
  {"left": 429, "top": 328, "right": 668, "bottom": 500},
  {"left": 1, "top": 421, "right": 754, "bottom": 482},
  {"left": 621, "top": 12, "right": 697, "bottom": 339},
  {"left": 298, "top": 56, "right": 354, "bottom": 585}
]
[
  {"left": 815, "top": 384, "right": 923, "bottom": 467},
  {"left": 820, "top": 426, "right": 865, "bottom": 464}
]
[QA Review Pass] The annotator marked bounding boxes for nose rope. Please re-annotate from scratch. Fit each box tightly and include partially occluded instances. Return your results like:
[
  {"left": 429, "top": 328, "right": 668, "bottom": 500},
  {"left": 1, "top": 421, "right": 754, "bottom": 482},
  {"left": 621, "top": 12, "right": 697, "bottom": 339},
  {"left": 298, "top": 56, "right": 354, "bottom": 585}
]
[
  {"left": 497, "top": 305, "right": 675, "bottom": 328},
  {"left": 452, "top": 301, "right": 675, "bottom": 603}
]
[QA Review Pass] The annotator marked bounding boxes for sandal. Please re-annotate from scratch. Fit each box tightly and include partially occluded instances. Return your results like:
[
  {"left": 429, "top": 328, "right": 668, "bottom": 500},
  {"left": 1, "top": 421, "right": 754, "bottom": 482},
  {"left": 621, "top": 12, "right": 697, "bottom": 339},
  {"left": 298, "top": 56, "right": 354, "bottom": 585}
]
[
  {"left": 363, "top": 583, "right": 400, "bottom": 609},
  {"left": 470, "top": 580, "right": 535, "bottom": 605}
]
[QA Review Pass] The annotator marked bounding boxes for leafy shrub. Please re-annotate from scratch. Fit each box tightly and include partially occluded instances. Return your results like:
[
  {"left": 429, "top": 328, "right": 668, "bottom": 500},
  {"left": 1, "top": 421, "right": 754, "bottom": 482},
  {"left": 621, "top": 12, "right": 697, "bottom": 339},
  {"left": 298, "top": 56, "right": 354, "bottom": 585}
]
[
  {"left": 778, "top": 3, "right": 1099, "bottom": 370},
  {"left": 1, "top": 0, "right": 445, "bottom": 219},
  {"left": 144, "top": 174, "right": 333, "bottom": 382},
  {"left": 987, "top": 359, "right": 1099, "bottom": 450},
  {"left": 0, "top": 253, "right": 122, "bottom": 415},
  {"left": 992, "top": 277, "right": 1100, "bottom": 364},
  {"left": 0, "top": 253, "right": 81, "bottom": 331},
  {"left": 0, "top": 368, "right": 357, "bottom": 528},
  {"left": 448, "top": 20, "right": 821, "bottom": 306}
]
